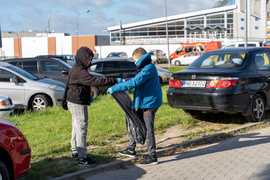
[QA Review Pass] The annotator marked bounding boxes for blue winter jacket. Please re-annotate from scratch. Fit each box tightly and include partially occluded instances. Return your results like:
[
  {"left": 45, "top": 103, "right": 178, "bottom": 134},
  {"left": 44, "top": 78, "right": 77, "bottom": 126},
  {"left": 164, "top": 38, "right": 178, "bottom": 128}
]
[{"left": 110, "top": 53, "right": 163, "bottom": 109}]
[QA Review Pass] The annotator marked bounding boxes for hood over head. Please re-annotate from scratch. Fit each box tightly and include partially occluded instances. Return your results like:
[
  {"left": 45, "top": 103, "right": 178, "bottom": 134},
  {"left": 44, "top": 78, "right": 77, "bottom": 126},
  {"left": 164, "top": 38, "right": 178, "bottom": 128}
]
[
  {"left": 75, "top": 46, "right": 94, "bottom": 68},
  {"left": 136, "top": 52, "right": 152, "bottom": 70}
]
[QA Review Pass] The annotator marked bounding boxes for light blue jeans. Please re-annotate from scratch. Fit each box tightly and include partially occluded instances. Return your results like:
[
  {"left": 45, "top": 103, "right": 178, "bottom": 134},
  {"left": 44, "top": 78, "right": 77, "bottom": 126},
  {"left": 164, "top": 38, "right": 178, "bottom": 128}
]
[{"left": 67, "top": 101, "right": 88, "bottom": 159}]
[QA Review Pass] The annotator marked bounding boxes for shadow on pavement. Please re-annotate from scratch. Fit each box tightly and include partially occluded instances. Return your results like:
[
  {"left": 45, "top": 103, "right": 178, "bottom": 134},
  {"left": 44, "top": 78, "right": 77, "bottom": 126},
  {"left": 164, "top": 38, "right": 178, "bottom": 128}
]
[{"left": 158, "top": 130, "right": 270, "bottom": 178}]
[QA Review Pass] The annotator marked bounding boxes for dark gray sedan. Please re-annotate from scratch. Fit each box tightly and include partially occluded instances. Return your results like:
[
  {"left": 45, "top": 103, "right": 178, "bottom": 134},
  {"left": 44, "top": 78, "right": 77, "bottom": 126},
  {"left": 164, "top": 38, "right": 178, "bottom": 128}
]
[
  {"left": 167, "top": 47, "right": 270, "bottom": 122},
  {"left": 3, "top": 58, "right": 105, "bottom": 97}
]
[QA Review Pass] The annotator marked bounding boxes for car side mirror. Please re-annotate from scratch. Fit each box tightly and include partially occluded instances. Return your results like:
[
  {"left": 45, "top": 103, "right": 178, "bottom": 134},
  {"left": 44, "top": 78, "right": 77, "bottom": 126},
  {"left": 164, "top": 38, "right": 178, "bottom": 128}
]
[{"left": 10, "top": 78, "right": 18, "bottom": 84}]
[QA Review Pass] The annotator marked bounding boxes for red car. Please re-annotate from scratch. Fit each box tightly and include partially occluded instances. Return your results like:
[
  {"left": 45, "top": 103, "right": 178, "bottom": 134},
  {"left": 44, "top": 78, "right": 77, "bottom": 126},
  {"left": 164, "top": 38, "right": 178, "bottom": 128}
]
[
  {"left": 264, "top": 41, "right": 270, "bottom": 47},
  {"left": 0, "top": 118, "right": 31, "bottom": 180}
]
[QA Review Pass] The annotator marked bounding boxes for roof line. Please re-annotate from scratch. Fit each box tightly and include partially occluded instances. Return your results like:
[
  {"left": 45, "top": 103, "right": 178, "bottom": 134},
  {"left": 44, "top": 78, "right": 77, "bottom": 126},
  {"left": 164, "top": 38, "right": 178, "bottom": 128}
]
[{"left": 107, "top": 5, "right": 236, "bottom": 31}]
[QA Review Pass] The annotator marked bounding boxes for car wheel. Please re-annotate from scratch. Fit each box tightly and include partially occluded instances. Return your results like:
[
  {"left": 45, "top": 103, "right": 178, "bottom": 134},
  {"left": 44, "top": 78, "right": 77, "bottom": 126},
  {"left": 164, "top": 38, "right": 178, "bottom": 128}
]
[
  {"left": 158, "top": 59, "right": 161, "bottom": 64},
  {"left": 159, "top": 76, "right": 163, "bottom": 84},
  {"left": 31, "top": 94, "right": 49, "bottom": 111},
  {"left": 0, "top": 160, "right": 10, "bottom": 180},
  {"left": 245, "top": 94, "right": 265, "bottom": 122},
  {"left": 183, "top": 110, "right": 202, "bottom": 118},
  {"left": 91, "top": 87, "right": 98, "bottom": 98},
  {"left": 175, "top": 61, "right": 181, "bottom": 66}
]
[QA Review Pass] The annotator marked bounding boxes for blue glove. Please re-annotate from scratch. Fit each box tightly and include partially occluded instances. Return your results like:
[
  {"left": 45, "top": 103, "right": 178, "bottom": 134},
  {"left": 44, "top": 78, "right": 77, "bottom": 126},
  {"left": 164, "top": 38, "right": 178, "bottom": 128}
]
[
  {"left": 91, "top": 96, "right": 94, "bottom": 103},
  {"left": 117, "top": 78, "right": 123, "bottom": 84},
  {"left": 106, "top": 87, "right": 113, "bottom": 94}
]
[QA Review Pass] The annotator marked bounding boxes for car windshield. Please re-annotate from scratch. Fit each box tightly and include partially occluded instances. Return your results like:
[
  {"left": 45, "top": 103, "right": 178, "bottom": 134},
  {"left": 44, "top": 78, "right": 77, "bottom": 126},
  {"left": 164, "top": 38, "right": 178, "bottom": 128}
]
[
  {"left": 176, "top": 47, "right": 184, "bottom": 53},
  {"left": 107, "top": 53, "right": 118, "bottom": 57},
  {"left": 57, "top": 60, "right": 72, "bottom": 68},
  {"left": 65, "top": 55, "right": 75, "bottom": 60},
  {"left": 7, "top": 65, "right": 39, "bottom": 80},
  {"left": 187, "top": 52, "right": 247, "bottom": 69}
]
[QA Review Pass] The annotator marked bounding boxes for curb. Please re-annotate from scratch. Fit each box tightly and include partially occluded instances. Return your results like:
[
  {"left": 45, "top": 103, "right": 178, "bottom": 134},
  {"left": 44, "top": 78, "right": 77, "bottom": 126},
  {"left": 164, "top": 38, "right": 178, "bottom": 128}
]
[{"left": 51, "top": 119, "right": 270, "bottom": 180}]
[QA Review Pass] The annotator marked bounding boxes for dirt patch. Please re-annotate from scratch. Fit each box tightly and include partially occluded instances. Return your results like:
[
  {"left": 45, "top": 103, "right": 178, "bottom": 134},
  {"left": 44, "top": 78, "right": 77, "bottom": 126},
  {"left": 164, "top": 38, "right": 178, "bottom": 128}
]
[{"left": 97, "top": 121, "right": 240, "bottom": 154}]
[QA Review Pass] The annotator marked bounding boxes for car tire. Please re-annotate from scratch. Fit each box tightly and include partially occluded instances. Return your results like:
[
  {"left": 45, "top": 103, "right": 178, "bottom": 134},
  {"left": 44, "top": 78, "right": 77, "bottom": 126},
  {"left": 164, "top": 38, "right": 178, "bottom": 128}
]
[
  {"left": 0, "top": 160, "right": 10, "bottom": 180},
  {"left": 159, "top": 76, "right": 163, "bottom": 84},
  {"left": 183, "top": 110, "right": 202, "bottom": 118},
  {"left": 91, "top": 87, "right": 99, "bottom": 98},
  {"left": 245, "top": 94, "right": 265, "bottom": 122},
  {"left": 175, "top": 61, "right": 181, "bottom": 66},
  {"left": 31, "top": 94, "right": 50, "bottom": 111}
]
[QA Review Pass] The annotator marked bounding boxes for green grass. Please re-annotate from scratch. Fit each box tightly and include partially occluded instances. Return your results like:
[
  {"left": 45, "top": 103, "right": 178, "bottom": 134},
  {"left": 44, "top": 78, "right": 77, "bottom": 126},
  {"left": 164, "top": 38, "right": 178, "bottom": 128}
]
[
  {"left": 167, "top": 66, "right": 187, "bottom": 74},
  {"left": 4, "top": 67, "right": 250, "bottom": 179}
]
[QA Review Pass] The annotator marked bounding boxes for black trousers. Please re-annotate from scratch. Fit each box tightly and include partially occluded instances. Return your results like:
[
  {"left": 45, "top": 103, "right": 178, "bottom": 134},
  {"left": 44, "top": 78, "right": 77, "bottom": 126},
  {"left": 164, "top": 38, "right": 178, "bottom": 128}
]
[{"left": 128, "top": 108, "right": 158, "bottom": 156}]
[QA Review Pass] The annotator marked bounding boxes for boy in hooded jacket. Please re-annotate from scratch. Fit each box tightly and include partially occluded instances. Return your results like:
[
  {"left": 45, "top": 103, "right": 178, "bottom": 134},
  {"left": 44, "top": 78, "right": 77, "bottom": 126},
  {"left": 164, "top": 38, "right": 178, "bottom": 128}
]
[
  {"left": 107, "top": 47, "right": 162, "bottom": 165},
  {"left": 67, "top": 46, "right": 122, "bottom": 166}
]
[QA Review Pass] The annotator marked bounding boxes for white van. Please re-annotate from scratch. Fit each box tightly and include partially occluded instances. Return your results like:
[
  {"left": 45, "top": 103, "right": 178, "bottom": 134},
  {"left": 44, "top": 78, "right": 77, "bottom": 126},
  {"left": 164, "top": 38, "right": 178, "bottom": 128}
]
[{"left": 222, "top": 41, "right": 263, "bottom": 49}]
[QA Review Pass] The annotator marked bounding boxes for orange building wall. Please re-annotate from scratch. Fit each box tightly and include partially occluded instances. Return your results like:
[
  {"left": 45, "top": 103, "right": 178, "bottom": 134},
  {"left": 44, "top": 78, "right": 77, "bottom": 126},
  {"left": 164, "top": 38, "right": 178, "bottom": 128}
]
[
  {"left": 48, "top": 37, "right": 56, "bottom": 55},
  {"left": 14, "top": 38, "right": 21, "bottom": 58},
  {"left": 72, "top": 35, "right": 97, "bottom": 55}
]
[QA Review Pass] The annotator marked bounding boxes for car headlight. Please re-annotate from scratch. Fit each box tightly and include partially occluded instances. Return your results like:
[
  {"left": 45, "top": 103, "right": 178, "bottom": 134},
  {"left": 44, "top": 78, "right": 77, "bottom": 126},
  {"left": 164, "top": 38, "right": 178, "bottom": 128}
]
[
  {"left": 49, "top": 85, "right": 65, "bottom": 91},
  {"left": 1, "top": 100, "right": 7, "bottom": 106},
  {"left": 0, "top": 98, "right": 12, "bottom": 106}
]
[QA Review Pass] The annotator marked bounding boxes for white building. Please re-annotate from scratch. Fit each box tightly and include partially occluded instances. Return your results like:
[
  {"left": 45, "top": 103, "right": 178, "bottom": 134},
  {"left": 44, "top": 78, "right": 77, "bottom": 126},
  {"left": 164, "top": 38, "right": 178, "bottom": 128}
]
[
  {"left": 107, "top": 0, "right": 269, "bottom": 45},
  {"left": 2, "top": 0, "right": 270, "bottom": 59}
]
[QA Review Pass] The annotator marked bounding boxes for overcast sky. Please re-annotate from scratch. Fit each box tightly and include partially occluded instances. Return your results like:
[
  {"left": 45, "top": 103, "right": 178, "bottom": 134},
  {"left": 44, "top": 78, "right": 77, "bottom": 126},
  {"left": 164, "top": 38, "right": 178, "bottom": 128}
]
[{"left": 1, "top": 0, "right": 216, "bottom": 36}]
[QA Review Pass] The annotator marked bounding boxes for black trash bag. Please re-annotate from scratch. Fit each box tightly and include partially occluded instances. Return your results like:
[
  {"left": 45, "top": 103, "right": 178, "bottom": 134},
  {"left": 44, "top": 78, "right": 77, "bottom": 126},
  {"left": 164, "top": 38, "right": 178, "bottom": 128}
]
[{"left": 112, "top": 91, "right": 146, "bottom": 145}]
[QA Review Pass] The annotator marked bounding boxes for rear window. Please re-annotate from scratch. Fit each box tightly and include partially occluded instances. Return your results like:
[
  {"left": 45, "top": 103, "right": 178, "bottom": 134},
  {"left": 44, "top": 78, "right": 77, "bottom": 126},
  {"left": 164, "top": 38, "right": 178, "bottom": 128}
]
[
  {"left": 187, "top": 52, "right": 247, "bottom": 69},
  {"left": 121, "top": 62, "right": 137, "bottom": 70},
  {"left": 239, "top": 44, "right": 257, "bottom": 47},
  {"left": 22, "top": 61, "right": 38, "bottom": 73},
  {"left": 103, "top": 62, "right": 121, "bottom": 71}
]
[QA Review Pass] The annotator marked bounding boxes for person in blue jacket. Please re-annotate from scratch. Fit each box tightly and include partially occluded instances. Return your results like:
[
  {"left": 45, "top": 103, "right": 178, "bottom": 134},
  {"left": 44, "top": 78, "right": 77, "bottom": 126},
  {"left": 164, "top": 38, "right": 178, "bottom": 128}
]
[{"left": 107, "top": 47, "right": 162, "bottom": 165}]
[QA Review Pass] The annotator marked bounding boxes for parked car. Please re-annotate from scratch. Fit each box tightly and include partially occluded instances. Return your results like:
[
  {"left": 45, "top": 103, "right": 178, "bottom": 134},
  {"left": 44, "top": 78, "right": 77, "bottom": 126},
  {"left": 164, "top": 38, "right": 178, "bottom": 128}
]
[
  {"left": 35, "top": 55, "right": 76, "bottom": 66},
  {"left": 263, "top": 41, "right": 270, "bottom": 47},
  {"left": 0, "top": 117, "right": 31, "bottom": 180},
  {"left": 3, "top": 58, "right": 105, "bottom": 97},
  {"left": 171, "top": 51, "right": 205, "bottom": 66},
  {"left": 156, "top": 67, "right": 171, "bottom": 84},
  {"left": 167, "top": 47, "right": 270, "bottom": 122},
  {"left": 169, "top": 41, "right": 221, "bottom": 60},
  {"left": 90, "top": 58, "right": 138, "bottom": 79},
  {"left": 148, "top": 49, "right": 168, "bottom": 64},
  {"left": 106, "top": 52, "right": 128, "bottom": 58},
  {"left": 90, "top": 58, "right": 171, "bottom": 84},
  {"left": 0, "top": 94, "right": 14, "bottom": 117},
  {"left": 0, "top": 62, "right": 65, "bottom": 110},
  {"left": 222, "top": 41, "right": 263, "bottom": 49}
]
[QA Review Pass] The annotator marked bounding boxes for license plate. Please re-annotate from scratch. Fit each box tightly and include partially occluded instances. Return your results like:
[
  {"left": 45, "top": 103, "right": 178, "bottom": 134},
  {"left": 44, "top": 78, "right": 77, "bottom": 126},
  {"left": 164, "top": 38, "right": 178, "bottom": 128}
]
[{"left": 183, "top": 81, "right": 206, "bottom": 87}]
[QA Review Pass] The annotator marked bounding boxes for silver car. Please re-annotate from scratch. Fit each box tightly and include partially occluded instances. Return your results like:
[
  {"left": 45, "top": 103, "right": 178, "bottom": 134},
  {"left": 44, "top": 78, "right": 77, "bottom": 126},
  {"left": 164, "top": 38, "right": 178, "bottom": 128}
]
[
  {"left": 0, "top": 62, "right": 65, "bottom": 110},
  {"left": 156, "top": 67, "right": 171, "bottom": 84},
  {"left": 0, "top": 94, "right": 15, "bottom": 116},
  {"left": 149, "top": 49, "right": 168, "bottom": 64}
]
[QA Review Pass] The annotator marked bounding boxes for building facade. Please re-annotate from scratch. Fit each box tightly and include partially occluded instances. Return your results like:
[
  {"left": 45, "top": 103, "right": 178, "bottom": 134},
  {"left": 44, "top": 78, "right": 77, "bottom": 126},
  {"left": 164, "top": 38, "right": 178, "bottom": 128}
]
[
  {"left": 107, "top": 0, "right": 270, "bottom": 45},
  {"left": 0, "top": 32, "right": 109, "bottom": 59}
]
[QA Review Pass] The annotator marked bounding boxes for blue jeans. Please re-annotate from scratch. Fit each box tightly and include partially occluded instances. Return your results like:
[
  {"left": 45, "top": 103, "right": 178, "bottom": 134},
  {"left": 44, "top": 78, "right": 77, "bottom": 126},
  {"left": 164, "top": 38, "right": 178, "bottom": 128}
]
[
  {"left": 128, "top": 108, "right": 158, "bottom": 156},
  {"left": 67, "top": 101, "right": 88, "bottom": 159}
]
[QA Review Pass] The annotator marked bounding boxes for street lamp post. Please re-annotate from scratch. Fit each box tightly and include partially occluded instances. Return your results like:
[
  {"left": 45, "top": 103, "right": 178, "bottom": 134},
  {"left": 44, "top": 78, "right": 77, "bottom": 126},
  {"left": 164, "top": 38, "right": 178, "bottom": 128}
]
[
  {"left": 76, "top": 10, "right": 90, "bottom": 51},
  {"left": 164, "top": 0, "right": 170, "bottom": 69},
  {"left": 8, "top": 31, "right": 20, "bottom": 58},
  {"left": 245, "top": 0, "right": 248, "bottom": 48}
]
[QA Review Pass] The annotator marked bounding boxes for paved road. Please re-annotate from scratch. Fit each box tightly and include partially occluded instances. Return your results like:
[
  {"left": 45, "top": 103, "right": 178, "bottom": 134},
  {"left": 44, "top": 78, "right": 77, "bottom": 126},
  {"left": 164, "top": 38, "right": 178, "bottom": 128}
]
[{"left": 88, "top": 126, "right": 270, "bottom": 180}]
